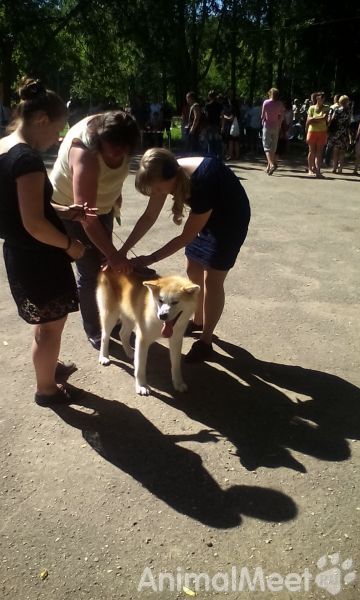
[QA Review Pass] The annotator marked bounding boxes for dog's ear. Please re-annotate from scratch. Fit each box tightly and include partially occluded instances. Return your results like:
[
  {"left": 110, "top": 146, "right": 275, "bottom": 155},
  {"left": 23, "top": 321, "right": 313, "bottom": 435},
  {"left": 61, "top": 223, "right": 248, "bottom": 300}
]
[
  {"left": 143, "top": 281, "right": 160, "bottom": 291},
  {"left": 182, "top": 284, "right": 200, "bottom": 295}
]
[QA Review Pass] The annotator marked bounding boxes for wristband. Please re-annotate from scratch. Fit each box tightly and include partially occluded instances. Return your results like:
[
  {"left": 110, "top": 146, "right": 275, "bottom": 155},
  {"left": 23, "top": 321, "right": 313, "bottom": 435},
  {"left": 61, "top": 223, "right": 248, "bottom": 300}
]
[{"left": 64, "top": 236, "right": 72, "bottom": 251}]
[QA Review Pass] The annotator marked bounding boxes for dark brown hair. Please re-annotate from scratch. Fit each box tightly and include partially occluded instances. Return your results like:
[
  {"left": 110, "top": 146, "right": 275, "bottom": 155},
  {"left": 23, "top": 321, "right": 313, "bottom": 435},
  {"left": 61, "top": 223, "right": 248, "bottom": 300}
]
[
  {"left": 86, "top": 111, "right": 139, "bottom": 154},
  {"left": 311, "top": 91, "right": 325, "bottom": 104},
  {"left": 14, "top": 77, "right": 67, "bottom": 123}
]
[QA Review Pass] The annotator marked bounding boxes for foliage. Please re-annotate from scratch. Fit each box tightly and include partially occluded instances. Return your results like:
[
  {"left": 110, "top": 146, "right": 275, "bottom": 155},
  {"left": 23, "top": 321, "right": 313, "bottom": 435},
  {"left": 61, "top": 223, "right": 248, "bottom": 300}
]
[{"left": 1, "top": 0, "right": 359, "bottom": 109}]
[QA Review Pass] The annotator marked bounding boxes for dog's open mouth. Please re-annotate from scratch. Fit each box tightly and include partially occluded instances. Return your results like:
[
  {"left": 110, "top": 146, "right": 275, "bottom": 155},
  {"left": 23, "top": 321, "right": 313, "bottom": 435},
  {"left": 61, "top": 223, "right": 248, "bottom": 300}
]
[{"left": 161, "top": 312, "right": 183, "bottom": 338}]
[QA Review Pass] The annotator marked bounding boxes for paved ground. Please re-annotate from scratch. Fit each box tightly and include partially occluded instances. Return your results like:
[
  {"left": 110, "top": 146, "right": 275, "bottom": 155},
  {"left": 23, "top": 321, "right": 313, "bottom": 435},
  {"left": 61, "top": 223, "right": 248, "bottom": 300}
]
[{"left": 0, "top": 154, "right": 359, "bottom": 600}]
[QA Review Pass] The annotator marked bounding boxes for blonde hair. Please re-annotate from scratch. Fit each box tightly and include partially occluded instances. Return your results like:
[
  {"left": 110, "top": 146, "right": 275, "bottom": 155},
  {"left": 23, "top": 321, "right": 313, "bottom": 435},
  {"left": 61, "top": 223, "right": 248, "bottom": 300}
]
[
  {"left": 135, "top": 148, "right": 191, "bottom": 225},
  {"left": 268, "top": 87, "right": 280, "bottom": 101},
  {"left": 339, "top": 95, "right": 349, "bottom": 106}
]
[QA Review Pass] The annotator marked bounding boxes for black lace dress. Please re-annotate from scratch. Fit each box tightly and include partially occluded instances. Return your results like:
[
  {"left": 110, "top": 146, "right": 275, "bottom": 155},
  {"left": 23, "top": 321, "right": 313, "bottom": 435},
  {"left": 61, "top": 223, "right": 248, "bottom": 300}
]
[{"left": 0, "top": 143, "right": 78, "bottom": 324}]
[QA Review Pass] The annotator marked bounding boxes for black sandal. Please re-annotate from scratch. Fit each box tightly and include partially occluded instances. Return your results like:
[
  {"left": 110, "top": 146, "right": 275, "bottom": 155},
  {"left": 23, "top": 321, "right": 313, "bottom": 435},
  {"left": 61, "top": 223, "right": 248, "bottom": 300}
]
[
  {"left": 35, "top": 384, "right": 72, "bottom": 407},
  {"left": 55, "top": 360, "right": 77, "bottom": 380},
  {"left": 185, "top": 340, "right": 213, "bottom": 363}
]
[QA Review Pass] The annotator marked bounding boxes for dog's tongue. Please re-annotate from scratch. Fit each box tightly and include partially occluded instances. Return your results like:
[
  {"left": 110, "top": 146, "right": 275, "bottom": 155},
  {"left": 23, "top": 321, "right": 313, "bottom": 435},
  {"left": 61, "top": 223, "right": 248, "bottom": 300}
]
[{"left": 161, "top": 321, "right": 174, "bottom": 338}]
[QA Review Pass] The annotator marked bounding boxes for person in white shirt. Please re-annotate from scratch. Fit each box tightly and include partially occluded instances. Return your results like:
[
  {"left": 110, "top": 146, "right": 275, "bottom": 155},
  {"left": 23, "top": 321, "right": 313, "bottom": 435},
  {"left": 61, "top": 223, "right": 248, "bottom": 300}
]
[{"left": 50, "top": 111, "right": 139, "bottom": 348}]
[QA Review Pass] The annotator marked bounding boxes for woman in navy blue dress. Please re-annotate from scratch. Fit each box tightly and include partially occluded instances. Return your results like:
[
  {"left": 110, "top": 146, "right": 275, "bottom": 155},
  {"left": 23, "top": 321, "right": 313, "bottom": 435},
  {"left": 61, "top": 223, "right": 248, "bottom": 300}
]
[{"left": 119, "top": 148, "right": 250, "bottom": 362}]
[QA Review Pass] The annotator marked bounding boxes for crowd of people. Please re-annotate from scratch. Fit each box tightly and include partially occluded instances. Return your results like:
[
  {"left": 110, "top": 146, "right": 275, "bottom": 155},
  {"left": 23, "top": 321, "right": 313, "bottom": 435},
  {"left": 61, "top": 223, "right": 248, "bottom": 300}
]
[{"left": 178, "top": 88, "right": 360, "bottom": 176}]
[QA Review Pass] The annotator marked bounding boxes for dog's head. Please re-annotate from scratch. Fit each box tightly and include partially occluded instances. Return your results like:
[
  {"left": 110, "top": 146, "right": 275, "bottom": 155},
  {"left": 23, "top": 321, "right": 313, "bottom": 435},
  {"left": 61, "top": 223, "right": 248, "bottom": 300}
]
[{"left": 143, "top": 276, "right": 200, "bottom": 338}]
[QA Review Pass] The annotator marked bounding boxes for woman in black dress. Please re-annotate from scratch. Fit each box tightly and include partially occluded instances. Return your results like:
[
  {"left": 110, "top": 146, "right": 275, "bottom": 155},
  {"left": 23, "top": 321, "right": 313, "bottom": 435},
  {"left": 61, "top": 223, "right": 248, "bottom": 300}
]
[
  {"left": 119, "top": 148, "right": 251, "bottom": 362},
  {"left": 0, "top": 77, "right": 86, "bottom": 405}
]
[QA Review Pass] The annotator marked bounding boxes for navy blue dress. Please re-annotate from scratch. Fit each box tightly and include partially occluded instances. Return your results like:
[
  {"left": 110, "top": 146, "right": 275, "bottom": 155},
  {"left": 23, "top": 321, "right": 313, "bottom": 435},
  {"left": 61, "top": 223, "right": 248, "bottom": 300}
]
[
  {"left": 0, "top": 143, "right": 78, "bottom": 324},
  {"left": 185, "top": 158, "right": 250, "bottom": 270}
]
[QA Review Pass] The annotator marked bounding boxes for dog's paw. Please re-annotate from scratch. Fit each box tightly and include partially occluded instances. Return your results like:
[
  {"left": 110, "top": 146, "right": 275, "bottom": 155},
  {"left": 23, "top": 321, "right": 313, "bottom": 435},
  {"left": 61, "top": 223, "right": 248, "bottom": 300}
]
[
  {"left": 99, "top": 355, "right": 110, "bottom": 366},
  {"left": 173, "top": 380, "right": 188, "bottom": 393},
  {"left": 136, "top": 383, "right": 150, "bottom": 396}
]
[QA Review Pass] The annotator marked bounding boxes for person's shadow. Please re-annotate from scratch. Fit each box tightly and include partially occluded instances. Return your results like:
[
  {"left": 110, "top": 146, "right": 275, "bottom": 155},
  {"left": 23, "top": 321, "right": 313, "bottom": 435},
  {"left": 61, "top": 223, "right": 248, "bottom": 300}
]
[
  {"left": 139, "top": 337, "right": 360, "bottom": 473},
  {"left": 51, "top": 392, "right": 297, "bottom": 528}
]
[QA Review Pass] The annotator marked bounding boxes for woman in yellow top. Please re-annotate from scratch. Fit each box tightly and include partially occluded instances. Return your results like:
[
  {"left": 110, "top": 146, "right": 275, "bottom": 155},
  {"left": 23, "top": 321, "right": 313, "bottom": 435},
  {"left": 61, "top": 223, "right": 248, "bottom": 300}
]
[
  {"left": 306, "top": 92, "right": 329, "bottom": 178},
  {"left": 50, "top": 111, "right": 139, "bottom": 348}
]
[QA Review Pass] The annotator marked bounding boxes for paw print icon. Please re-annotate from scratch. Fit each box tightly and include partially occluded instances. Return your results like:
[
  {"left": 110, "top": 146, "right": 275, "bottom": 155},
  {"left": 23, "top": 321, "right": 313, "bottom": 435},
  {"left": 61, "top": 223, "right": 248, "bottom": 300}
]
[{"left": 315, "top": 553, "right": 356, "bottom": 596}]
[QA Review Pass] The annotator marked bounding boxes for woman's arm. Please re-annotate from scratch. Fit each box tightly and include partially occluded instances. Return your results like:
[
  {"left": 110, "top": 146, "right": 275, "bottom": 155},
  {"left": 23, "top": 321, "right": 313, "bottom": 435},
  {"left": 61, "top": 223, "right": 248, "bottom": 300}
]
[
  {"left": 17, "top": 172, "right": 85, "bottom": 259},
  {"left": 119, "top": 192, "right": 168, "bottom": 255},
  {"left": 131, "top": 210, "right": 212, "bottom": 266},
  {"left": 69, "top": 146, "right": 128, "bottom": 269},
  {"left": 308, "top": 112, "right": 327, "bottom": 124},
  {"left": 306, "top": 114, "right": 327, "bottom": 127}
]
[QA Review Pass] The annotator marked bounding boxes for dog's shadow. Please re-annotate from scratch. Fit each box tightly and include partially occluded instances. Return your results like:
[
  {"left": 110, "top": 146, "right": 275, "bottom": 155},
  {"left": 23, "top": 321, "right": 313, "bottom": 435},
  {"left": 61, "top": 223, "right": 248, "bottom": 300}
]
[
  {"left": 51, "top": 393, "right": 297, "bottom": 528},
  {"left": 142, "top": 337, "right": 360, "bottom": 473}
]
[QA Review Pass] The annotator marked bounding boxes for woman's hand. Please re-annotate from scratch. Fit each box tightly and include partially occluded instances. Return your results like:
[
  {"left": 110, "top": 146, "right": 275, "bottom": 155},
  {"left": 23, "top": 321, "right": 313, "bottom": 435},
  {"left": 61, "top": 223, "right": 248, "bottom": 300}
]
[
  {"left": 68, "top": 203, "right": 98, "bottom": 222},
  {"left": 66, "top": 239, "right": 86, "bottom": 260},
  {"left": 107, "top": 250, "right": 133, "bottom": 274},
  {"left": 129, "top": 255, "right": 154, "bottom": 268},
  {"left": 53, "top": 202, "right": 98, "bottom": 222}
]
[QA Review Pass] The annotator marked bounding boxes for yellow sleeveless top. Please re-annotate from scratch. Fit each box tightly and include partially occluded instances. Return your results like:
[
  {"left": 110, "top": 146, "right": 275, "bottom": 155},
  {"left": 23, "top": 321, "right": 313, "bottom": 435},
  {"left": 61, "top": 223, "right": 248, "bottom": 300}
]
[{"left": 50, "top": 116, "right": 129, "bottom": 215}]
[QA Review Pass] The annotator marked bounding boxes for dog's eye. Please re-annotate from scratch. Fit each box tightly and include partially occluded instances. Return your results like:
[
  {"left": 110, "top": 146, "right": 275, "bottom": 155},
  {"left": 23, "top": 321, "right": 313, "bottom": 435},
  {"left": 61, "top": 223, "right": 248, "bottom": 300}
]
[{"left": 171, "top": 301, "right": 179, "bottom": 305}]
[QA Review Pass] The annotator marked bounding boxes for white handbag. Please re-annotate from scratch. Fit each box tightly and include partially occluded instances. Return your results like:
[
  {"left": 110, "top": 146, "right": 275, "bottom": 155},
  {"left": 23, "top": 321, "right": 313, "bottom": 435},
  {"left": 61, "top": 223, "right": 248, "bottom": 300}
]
[{"left": 230, "top": 116, "right": 240, "bottom": 137}]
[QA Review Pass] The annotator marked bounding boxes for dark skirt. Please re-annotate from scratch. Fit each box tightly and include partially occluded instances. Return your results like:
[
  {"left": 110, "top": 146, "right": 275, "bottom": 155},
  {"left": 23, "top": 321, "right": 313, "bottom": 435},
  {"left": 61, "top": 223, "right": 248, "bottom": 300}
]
[{"left": 3, "top": 242, "right": 78, "bottom": 324}]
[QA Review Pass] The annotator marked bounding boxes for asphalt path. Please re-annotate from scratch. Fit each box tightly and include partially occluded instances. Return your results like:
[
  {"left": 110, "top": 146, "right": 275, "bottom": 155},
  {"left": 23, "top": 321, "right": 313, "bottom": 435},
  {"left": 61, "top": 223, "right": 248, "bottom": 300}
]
[{"left": 0, "top": 155, "right": 359, "bottom": 599}]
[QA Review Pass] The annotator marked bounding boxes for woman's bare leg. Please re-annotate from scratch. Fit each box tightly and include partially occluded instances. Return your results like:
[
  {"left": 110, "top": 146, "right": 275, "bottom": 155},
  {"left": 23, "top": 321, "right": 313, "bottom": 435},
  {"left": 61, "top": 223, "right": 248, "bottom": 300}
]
[
  {"left": 201, "top": 268, "right": 229, "bottom": 344},
  {"left": 332, "top": 146, "right": 339, "bottom": 172},
  {"left": 337, "top": 149, "right": 345, "bottom": 172},
  {"left": 265, "top": 150, "right": 273, "bottom": 170},
  {"left": 315, "top": 144, "right": 325, "bottom": 175},
  {"left": 308, "top": 143, "right": 316, "bottom": 173},
  {"left": 32, "top": 316, "right": 67, "bottom": 395}
]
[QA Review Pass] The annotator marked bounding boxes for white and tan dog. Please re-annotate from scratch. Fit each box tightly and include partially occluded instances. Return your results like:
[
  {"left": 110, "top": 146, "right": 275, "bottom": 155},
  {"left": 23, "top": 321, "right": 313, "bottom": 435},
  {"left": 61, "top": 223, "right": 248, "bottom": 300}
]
[{"left": 96, "top": 270, "right": 200, "bottom": 395}]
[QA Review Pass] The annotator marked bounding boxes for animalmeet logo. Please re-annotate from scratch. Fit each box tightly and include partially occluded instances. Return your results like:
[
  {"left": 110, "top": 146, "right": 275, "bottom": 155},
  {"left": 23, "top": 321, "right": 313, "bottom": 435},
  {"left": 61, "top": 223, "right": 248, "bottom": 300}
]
[
  {"left": 315, "top": 554, "right": 356, "bottom": 596},
  {"left": 137, "top": 553, "right": 356, "bottom": 596}
]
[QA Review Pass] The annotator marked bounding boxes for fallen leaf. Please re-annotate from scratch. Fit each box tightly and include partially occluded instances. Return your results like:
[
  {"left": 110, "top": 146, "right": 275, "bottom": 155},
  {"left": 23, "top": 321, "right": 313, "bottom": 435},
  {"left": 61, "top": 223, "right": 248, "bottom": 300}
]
[
  {"left": 40, "top": 569, "right": 48, "bottom": 580},
  {"left": 183, "top": 586, "right": 197, "bottom": 596}
]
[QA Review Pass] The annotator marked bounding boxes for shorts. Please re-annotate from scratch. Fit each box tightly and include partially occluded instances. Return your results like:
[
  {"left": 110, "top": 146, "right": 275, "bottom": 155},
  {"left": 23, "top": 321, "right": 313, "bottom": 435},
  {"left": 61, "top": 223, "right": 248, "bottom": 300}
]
[
  {"left": 306, "top": 131, "right": 327, "bottom": 146},
  {"left": 262, "top": 127, "right": 280, "bottom": 153},
  {"left": 185, "top": 227, "right": 248, "bottom": 271}
]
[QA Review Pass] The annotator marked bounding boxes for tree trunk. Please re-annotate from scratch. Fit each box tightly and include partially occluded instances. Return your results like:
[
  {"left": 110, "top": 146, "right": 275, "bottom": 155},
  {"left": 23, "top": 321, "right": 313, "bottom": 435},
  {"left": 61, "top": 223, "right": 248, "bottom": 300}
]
[
  {"left": 264, "top": 0, "right": 274, "bottom": 88},
  {"left": 248, "top": 46, "right": 259, "bottom": 104},
  {"left": 230, "top": 0, "right": 238, "bottom": 98},
  {"left": 1, "top": 38, "right": 14, "bottom": 107}
]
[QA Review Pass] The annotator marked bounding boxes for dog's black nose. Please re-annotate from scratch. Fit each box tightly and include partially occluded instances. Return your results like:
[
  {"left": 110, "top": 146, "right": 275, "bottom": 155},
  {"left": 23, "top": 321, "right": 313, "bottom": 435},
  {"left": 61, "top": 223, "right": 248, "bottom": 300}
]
[{"left": 159, "top": 314, "right": 168, "bottom": 321}]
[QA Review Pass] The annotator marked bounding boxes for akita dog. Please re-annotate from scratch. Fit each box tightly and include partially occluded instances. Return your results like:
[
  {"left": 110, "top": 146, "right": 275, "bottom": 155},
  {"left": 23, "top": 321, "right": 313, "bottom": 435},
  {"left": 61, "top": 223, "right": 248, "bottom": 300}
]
[{"left": 96, "top": 270, "right": 200, "bottom": 395}]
